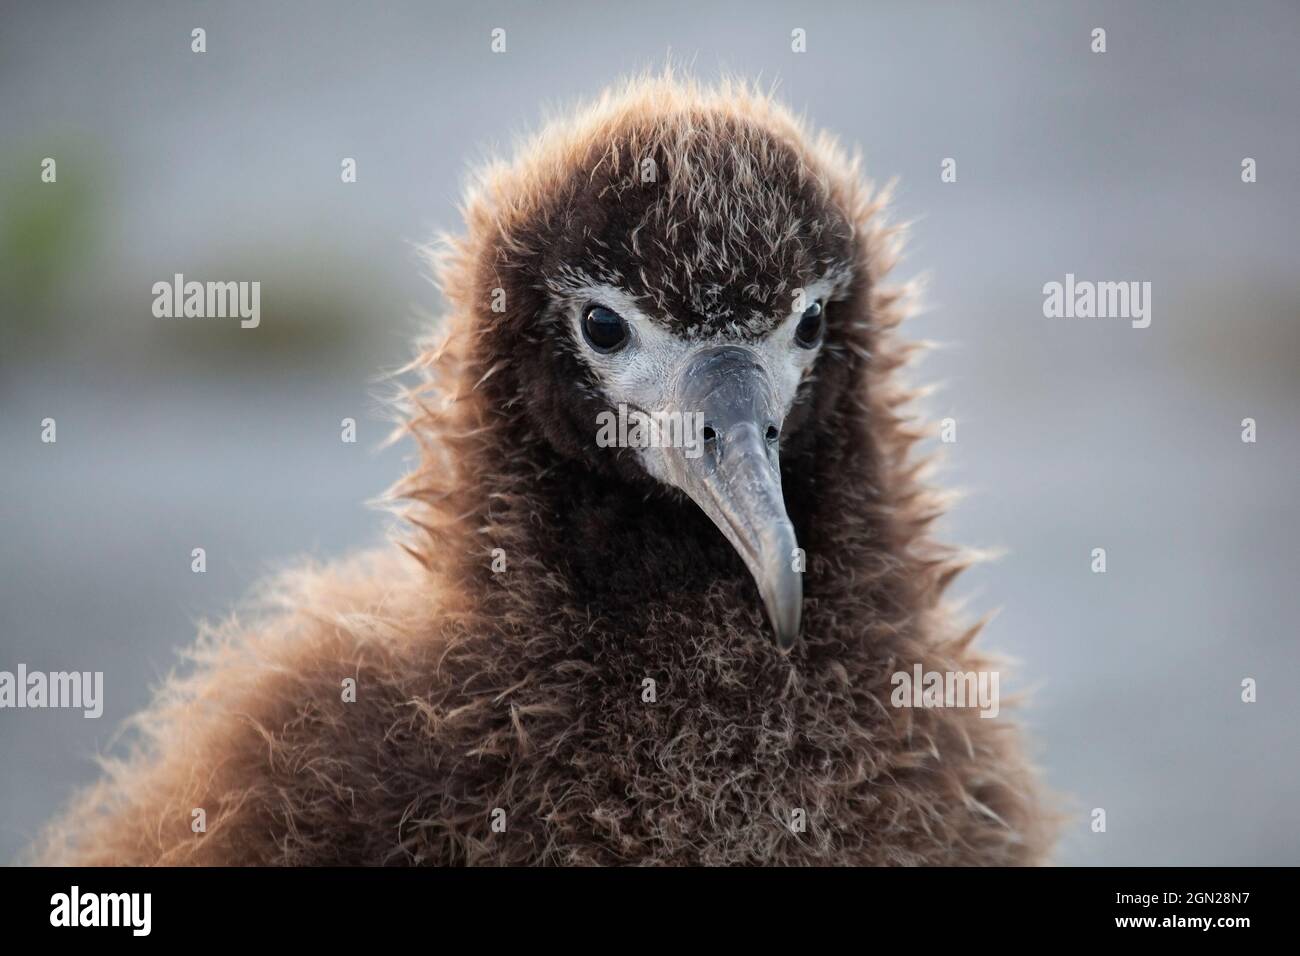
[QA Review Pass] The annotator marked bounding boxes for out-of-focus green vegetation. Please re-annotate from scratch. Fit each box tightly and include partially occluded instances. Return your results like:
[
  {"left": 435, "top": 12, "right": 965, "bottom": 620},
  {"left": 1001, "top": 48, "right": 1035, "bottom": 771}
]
[
  {"left": 1, "top": 140, "right": 406, "bottom": 376},
  {"left": 0, "top": 141, "right": 101, "bottom": 355}
]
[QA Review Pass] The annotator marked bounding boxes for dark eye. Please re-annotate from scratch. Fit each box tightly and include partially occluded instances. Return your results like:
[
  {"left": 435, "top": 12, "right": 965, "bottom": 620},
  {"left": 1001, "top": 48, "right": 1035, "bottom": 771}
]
[
  {"left": 581, "top": 305, "right": 630, "bottom": 354},
  {"left": 794, "top": 300, "right": 824, "bottom": 348}
]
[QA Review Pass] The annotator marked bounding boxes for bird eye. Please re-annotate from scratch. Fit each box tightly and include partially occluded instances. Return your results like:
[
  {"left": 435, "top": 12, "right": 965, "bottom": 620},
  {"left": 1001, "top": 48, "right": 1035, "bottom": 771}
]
[
  {"left": 581, "top": 305, "right": 630, "bottom": 354},
  {"left": 794, "top": 300, "right": 824, "bottom": 348}
]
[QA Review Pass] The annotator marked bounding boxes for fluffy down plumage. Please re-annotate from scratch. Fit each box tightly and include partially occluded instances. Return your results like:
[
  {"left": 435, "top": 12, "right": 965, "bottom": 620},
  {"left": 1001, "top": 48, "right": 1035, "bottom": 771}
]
[{"left": 37, "top": 73, "right": 1055, "bottom": 866}]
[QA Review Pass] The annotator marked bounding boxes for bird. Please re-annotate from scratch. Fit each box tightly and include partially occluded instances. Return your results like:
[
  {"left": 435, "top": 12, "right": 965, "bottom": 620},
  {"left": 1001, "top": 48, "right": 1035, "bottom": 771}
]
[{"left": 38, "top": 72, "right": 1055, "bottom": 866}]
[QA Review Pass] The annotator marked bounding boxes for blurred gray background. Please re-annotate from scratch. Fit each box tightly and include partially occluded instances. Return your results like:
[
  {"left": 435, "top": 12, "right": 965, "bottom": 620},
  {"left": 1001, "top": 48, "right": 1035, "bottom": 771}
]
[{"left": 2, "top": 0, "right": 1297, "bottom": 865}]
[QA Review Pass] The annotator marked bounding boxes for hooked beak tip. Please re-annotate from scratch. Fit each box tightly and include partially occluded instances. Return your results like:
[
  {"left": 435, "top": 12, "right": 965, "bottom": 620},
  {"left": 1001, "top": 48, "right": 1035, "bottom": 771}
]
[{"left": 763, "top": 548, "right": 803, "bottom": 651}]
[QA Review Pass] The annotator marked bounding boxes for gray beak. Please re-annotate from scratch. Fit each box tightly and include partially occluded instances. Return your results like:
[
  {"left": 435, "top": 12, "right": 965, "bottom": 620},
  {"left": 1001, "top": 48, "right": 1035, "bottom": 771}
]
[{"left": 662, "top": 346, "right": 802, "bottom": 650}]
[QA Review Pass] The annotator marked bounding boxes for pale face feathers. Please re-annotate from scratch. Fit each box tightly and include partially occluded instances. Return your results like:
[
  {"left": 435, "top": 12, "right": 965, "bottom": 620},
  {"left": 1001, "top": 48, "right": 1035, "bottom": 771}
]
[{"left": 557, "top": 274, "right": 849, "bottom": 484}]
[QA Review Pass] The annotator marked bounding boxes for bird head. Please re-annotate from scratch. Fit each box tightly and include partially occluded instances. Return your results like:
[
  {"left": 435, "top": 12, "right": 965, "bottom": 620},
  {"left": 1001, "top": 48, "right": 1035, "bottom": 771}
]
[{"left": 430, "top": 74, "right": 890, "bottom": 651}]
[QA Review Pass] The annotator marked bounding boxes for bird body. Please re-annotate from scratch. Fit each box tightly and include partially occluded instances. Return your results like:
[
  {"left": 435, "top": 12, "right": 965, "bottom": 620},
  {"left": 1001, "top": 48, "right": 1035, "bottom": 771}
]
[{"left": 40, "top": 75, "right": 1053, "bottom": 866}]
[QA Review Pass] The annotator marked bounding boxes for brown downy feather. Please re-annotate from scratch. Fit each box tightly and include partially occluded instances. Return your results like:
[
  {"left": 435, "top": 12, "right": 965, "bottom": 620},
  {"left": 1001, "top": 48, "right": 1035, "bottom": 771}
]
[{"left": 36, "top": 73, "right": 1056, "bottom": 866}]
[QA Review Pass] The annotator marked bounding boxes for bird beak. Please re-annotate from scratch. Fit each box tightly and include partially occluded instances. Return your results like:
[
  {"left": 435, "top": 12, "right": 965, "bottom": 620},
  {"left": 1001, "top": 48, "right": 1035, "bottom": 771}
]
[{"left": 661, "top": 346, "right": 802, "bottom": 650}]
